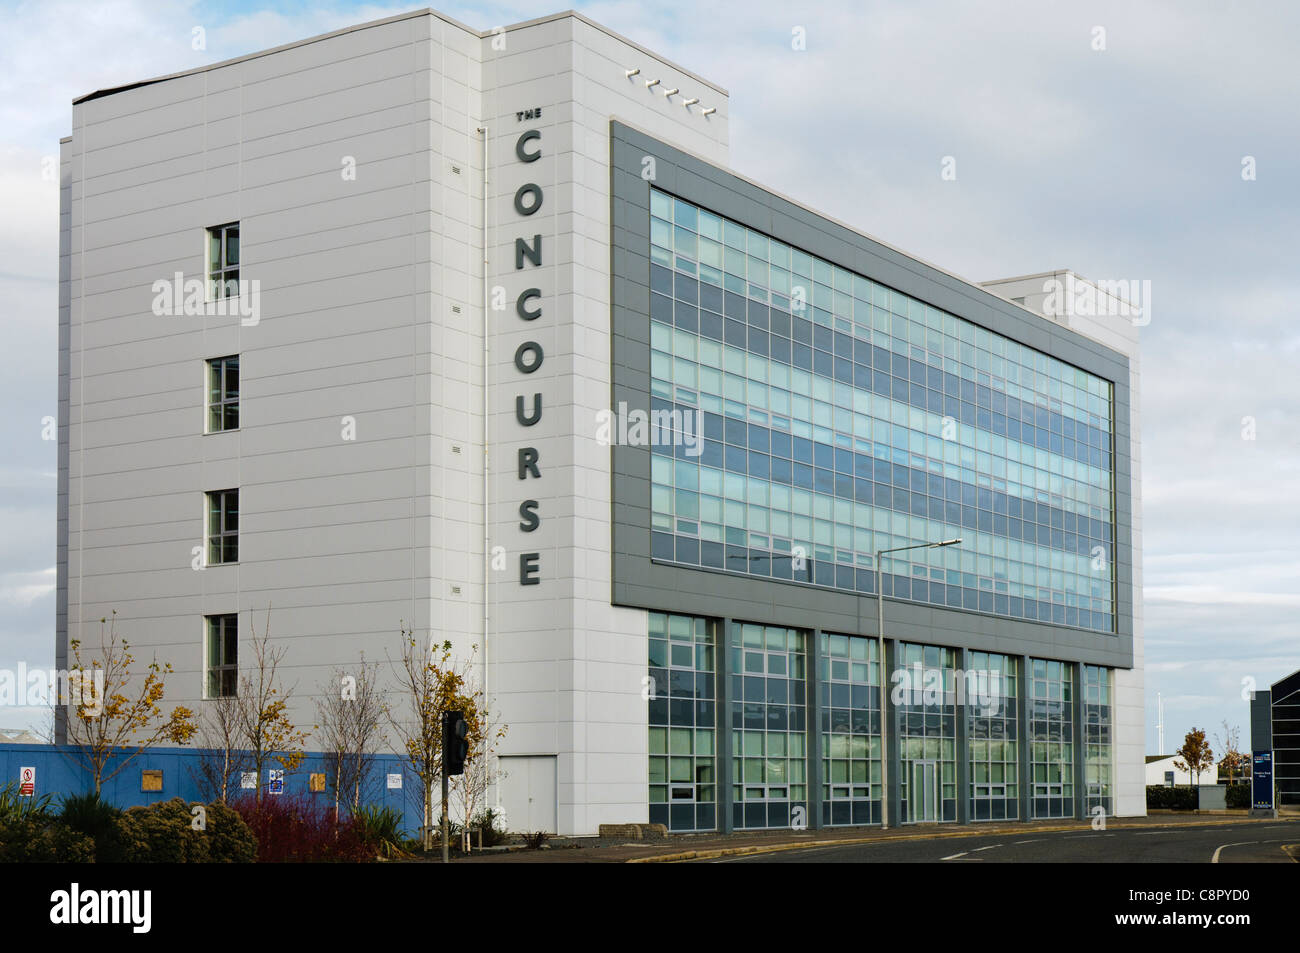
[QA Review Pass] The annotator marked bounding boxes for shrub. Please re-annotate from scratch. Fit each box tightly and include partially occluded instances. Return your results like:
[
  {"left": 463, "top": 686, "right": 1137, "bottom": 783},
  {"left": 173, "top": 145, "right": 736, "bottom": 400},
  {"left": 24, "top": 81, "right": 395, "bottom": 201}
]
[
  {"left": 233, "top": 795, "right": 372, "bottom": 863},
  {"left": 114, "top": 798, "right": 212, "bottom": 862},
  {"left": 0, "top": 816, "right": 95, "bottom": 863},
  {"left": 1225, "top": 783, "right": 1251, "bottom": 810},
  {"left": 0, "top": 780, "right": 53, "bottom": 822},
  {"left": 1146, "top": 785, "right": 1197, "bottom": 810},
  {"left": 523, "top": 830, "right": 550, "bottom": 850},
  {"left": 355, "top": 804, "right": 407, "bottom": 859},
  {"left": 202, "top": 800, "right": 258, "bottom": 863},
  {"left": 59, "top": 791, "right": 126, "bottom": 863},
  {"left": 470, "top": 808, "right": 508, "bottom": 848}
]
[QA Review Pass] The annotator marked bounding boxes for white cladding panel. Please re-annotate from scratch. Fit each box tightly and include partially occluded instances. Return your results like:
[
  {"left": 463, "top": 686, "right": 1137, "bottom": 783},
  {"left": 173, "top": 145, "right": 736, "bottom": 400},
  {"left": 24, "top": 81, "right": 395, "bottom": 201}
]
[
  {"left": 60, "top": 9, "right": 729, "bottom": 836},
  {"left": 478, "top": 15, "right": 728, "bottom": 835}
]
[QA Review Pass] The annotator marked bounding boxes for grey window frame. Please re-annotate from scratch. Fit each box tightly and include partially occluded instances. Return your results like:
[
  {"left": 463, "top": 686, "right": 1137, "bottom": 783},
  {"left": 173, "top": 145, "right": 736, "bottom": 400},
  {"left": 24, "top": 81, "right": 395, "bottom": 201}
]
[
  {"left": 206, "top": 355, "right": 239, "bottom": 433},
  {"left": 207, "top": 222, "right": 240, "bottom": 300},
  {"left": 206, "top": 488, "right": 239, "bottom": 565},
  {"left": 205, "top": 613, "right": 238, "bottom": 699}
]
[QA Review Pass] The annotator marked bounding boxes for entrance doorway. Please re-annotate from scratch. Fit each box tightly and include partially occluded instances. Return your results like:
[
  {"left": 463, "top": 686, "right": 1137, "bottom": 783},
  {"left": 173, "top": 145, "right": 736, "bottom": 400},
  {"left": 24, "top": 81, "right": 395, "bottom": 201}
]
[{"left": 910, "top": 760, "right": 938, "bottom": 823}]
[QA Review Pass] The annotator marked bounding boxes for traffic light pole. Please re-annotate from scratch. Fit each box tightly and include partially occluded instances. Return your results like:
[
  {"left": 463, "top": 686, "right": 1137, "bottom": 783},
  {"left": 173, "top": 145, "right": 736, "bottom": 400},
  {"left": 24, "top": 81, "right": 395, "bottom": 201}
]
[
  {"left": 441, "top": 773, "right": 450, "bottom": 864},
  {"left": 440, "top": 708, "right": 468, "bottom": 864}
]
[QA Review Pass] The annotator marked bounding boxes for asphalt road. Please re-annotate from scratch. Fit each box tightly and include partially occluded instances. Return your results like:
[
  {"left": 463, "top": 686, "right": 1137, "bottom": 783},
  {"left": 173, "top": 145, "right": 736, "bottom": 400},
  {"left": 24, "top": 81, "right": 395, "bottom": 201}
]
[{"left": 705, "top": 819, "right": 1300, "bottom": 863}]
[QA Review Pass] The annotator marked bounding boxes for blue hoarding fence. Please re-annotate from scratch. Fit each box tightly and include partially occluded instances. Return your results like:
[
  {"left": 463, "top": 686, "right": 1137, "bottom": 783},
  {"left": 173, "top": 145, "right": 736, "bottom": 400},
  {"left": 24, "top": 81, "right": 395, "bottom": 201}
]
[{"left": 0, "top": 743, "right": 430, "bottom": 836}]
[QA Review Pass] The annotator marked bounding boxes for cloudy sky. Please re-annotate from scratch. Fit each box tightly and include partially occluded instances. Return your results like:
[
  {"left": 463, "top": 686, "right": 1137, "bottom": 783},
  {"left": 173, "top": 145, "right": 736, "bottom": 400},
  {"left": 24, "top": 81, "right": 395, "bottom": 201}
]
[{"left": 2, "top": 0, "right": 1296, "bottom": 754}]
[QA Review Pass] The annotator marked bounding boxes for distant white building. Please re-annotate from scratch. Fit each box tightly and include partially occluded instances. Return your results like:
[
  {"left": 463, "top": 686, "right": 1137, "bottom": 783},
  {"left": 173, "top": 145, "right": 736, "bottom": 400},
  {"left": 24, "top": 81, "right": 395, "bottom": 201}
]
[
  {"left": 0, "top": 729, "right": 46, "bottom": 746},
  {"left": 1145, "top": 754, "right": 1218, "bottom": 786}
]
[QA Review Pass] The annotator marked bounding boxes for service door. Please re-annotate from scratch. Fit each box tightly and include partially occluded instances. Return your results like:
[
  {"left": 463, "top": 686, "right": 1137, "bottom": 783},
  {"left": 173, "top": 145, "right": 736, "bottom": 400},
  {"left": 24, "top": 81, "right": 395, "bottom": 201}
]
[{"left": 499, "top": 755, "right": 557, "bottom": 833}]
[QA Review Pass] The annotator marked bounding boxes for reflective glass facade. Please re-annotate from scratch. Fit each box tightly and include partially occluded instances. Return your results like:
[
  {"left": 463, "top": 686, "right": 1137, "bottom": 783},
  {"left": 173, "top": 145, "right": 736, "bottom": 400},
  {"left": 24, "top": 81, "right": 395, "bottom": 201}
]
[
  {"left": 1082, "top": 664, "right": 1114, "bottom": 816},
  {"left": 1029, "top": 658, "right": 1074, "bottom": 818},
  {"left": 648, "top": 612, "right": 717, "bottom": 831},
  {"left": 968, "top": 651, "right": 1019, "bottom": 820},
  {"left": 647, "top": 188, "right": 1116, "bottom": 634},
  {"left": 645, "top": 618, "right": 1110, "bottom": 827},
  {"left": 820, "top": 633, "right": 881, "bottom": 825},
  {"left": 897, "top": 643, "right": 958, "bottom": 822},
  {"left": 730, "top": 623, "right": 808, "bottom": 830}
]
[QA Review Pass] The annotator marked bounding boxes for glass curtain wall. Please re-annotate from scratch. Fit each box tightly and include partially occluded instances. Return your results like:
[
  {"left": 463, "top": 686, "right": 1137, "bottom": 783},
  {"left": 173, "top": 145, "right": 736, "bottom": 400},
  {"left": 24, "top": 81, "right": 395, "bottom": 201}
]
[
  {"left": 1028, "top": 658, "right": 1074, "bottom": 818},
  {"left": 647, "top": 188, "right": 1116, "bottom": 635},
  {"left": 648, "top": 612, "right": 717, "bottom": 831},
  {"left": 820, "top": 633, "right": 881, "bottom": 825},
  {"left": 731, "top": 623, "right": 808, "bottom": 829}
]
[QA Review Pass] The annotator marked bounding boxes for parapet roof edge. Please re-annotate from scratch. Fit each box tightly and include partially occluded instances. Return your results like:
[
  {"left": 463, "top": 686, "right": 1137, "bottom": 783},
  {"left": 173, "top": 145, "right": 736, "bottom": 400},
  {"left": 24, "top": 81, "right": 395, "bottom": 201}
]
[
  {"left": 980, "top": 269, "right": 1077, "bottom": 286},
  {"left": 71, "top": 6, "right": 726, "bottom": 107}
]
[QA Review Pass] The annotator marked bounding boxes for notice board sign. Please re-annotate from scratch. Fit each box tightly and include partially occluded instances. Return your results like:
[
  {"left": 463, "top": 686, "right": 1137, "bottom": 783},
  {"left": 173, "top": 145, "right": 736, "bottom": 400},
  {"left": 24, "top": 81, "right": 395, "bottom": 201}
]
[{"left": 1252, "top": 752, "right": 1273, "bottom": 809}]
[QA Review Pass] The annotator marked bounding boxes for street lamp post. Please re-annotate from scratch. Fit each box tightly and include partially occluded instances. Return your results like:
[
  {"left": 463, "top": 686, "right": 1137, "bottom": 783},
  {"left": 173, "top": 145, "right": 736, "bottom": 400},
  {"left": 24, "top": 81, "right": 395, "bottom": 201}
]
[{"left": 876, "top": 537, "right": 961, "bottom": 829}]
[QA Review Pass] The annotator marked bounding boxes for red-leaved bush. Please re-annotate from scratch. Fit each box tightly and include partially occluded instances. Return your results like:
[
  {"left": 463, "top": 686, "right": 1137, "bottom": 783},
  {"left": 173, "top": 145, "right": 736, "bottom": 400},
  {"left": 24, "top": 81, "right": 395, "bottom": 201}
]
[{"left": 231, "top": 795, "right": 373, "bottom": 863}]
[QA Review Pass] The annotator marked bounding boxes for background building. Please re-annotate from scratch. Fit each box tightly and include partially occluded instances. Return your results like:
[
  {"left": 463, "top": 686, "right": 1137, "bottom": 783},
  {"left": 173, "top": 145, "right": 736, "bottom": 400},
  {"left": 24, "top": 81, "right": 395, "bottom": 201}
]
[
  {"left": 1251, "top": 668, "right": 1300, "bottom": 809},
  {"left": 1144, "top": 753, "right": 1218, "bottom": 787},
  {"left": 57, "top": 7, "right": 1142, "bottom": 834}
]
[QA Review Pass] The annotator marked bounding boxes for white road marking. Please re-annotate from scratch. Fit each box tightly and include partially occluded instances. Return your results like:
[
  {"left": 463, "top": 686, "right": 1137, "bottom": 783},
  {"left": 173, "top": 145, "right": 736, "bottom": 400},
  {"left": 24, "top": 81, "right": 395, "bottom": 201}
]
[
  {"left": 1013, "top": 839, "right": 1042, "bottom": 845},
  {"left": 971, "top": 844, "right": 1002, "bottom": 852},
  {"left": 1212, "top": 841, "right": 1256, "bottom": 863},
  {"left": 940, "top": 851, "right": 969, "bottom": 860},
  {"left": 1136, "top": 831, "right": 1177, "bottom": 836}
]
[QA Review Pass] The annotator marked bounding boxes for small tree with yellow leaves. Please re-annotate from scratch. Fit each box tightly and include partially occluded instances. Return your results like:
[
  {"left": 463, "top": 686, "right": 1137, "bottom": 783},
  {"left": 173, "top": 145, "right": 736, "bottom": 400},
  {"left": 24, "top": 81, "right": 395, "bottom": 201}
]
[
  {"left": 448, "top": 658, "right": 507, "bottom": 847},
  {"left": 387, "top": 629, "right": 492, "bottom": 852},
  {"left": 1174, "top": 727, "right": 1215, "bottom": 787},
  {"left": 235, "top": 608, "right": 309, "bottom": 804},
  {"left": 64, "top": 610, "right": 196, "bottom": 795}
]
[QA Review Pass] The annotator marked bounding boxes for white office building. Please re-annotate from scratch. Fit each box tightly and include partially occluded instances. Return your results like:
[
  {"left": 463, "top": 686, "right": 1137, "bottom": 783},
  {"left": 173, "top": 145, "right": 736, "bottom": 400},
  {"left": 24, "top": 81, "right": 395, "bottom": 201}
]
[{"left": 57, "top": 8, "right": 1142, "bottom": 835}]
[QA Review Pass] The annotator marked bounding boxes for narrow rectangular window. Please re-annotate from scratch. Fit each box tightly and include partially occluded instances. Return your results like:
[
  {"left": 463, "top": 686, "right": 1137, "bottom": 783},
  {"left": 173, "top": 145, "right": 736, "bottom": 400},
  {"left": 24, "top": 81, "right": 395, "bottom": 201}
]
[
  {"left": 205, "top": 613, "right": 238, "bottom": 698},
  {"left": 206, "top": 489, "right": 239, "bottom": 565},
  {"left": 207, "top": 222, "right": 240, "bottom": 299},
  {"left": 207, "top": 355, "right": 239, "bottom": 432}
]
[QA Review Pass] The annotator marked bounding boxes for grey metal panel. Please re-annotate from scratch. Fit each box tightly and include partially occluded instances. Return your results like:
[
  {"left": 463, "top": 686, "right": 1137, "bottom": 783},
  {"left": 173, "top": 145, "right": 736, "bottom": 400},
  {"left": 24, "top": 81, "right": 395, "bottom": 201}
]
[
  {"left": 1073, "top": 661, "right": 1086, "bottom": 821},
  {"left": 957, "top": 646, "right": 969, "bottom": 823},
  {"left": 609, "top": 119, "right": 1135, "bottom": 670},
  {"left": 717, "top": 615, "right": 734, "bottom": 834},
  {"left": 884, "top": 639, "right": 901, "bottom": 824},
  {"left": 1017, "top": 655, "right": 1030, "bottom": 822},
  {"left": 808, "top": 628, "right": 824, "bottom": 830},
  {"left": 1250, "top": 689, "right": 1273, "bottom": 750}
]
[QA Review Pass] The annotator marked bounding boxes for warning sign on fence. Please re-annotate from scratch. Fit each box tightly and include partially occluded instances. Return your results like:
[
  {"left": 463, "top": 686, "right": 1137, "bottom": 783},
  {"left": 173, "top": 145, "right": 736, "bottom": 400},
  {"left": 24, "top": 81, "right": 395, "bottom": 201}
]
[{"left": 19, "top": 766, "right": 34, "bottom": 796}]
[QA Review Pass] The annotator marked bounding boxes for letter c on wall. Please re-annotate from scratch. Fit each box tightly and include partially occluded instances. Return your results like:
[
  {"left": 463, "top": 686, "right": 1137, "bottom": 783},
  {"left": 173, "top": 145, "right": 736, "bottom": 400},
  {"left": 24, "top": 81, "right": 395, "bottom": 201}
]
[{"left": 516, "top": 129, "right": 541, "bottom": 163}]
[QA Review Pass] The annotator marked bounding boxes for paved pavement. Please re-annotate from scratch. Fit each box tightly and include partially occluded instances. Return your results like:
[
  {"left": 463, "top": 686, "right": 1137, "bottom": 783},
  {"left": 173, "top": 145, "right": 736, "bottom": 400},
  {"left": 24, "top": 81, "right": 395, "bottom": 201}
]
[{"left": 443, "top": 813, "right": 1299, "bottom": 863}]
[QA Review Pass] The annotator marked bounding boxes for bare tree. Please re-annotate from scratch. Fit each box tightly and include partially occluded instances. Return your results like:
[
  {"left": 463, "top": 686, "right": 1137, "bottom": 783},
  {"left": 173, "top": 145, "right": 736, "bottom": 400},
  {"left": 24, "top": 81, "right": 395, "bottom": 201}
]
[
  {"left": 1215, "top": 720, "right": 1248, "bottom": 784},
  {"left": 190, "top": 694, "right": 246, "bottom": 804},
  {"left": 235, "top": 607, "right": 309, "bottom": 804},
  {"left": 315, "top": 655, "right": 386, "bottom": 819}
]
